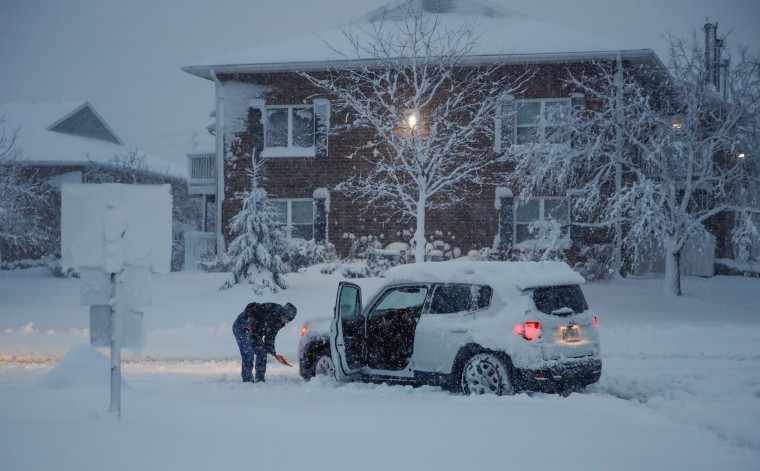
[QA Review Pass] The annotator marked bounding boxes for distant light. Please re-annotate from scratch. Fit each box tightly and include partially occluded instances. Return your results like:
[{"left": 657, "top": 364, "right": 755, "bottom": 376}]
[
  {"left": 407, "top": 112, "right": 418, "bottom": 130},
  {"left": 672, "top": 121, "right": 682, "bottom": 130},
  {"left": 738, "top": 152, "right": 746, "bottom": 159}
]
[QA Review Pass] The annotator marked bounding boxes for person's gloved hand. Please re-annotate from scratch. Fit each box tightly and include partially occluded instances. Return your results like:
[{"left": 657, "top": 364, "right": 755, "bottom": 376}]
[{"left": 274, "top": 354, "right": 292, "bottom": 367}]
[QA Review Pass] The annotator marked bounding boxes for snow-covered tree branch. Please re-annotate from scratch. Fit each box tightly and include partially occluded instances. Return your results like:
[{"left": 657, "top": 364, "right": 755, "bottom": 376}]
[
  {"left": 508, "top": 32, "right": 760, "bottom": 296},
  {"left": 303, "top": 0, "right": 531, "bottom": 262},
  {"left": 0, "top": 119, "right": 55, "bottom": 263}
]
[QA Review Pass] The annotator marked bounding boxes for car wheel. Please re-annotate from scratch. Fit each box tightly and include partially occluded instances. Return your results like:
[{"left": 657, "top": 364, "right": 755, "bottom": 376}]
[
  {"left": 460, "top": 353, "right": 514, "bottom": 396},
  {"left": 314, "top": 353, "right": 335, "bottom": 378}
]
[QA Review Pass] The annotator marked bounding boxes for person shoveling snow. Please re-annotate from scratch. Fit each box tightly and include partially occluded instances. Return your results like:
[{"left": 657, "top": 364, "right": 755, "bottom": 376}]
[{"left": 232, "top": 302, "right": 297, "bottom": 382}]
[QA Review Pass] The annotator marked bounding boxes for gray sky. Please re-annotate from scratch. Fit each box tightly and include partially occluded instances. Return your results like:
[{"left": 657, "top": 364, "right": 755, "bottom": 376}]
[{"left": 1, "top": 0, "right": 758, "bottom": 166}]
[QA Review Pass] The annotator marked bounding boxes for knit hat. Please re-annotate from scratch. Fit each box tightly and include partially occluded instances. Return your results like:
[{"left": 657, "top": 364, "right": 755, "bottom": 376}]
[{"left": 282, "top": 302, "right": 297, "bottom": 321}]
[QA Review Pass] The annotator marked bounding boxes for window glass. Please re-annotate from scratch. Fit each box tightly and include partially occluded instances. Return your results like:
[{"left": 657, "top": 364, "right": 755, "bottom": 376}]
[
  {"left": 532, "top": 285, "right": 588, "bottom": 315},
  {"left": 544, "top": 199, "right": 569, "bottom": 222},
  {"left": 375, "top": 287, "right": 428, "bottom": 312},
  {"left": 472, "top": 285, "right": 493, "bottom": 310},
  {"left": 516, "top": 126, "right": 537, "bottom": 144},
  {"left": 291, "top": 200, "right": 314, "bottom": 224},
  {"left": 292, "top": 107, "right": 315, "bottom": 147},
  {"left": 516, "top": 102, "right": 541, "bottom": 125},
  {"left": 515, "top": 225, "right": 533, "bottom": 243},
  {"left": 429, "top": 284, "right": 472, "bottom": 314},
  {"left": 545, "top": 101, "right": 569, "bottom": 120},
  {"left": 291, "top": 224, "right": 313, "bottom": 240},
  {"left": 516, "top": 199, "right": 540, "bottom": 222},
  {"left": 266, "top": 109, "right": 288, "bottom": 147},
  {"left": 339, "top": 285, "right": 360, "bottom": 318}
]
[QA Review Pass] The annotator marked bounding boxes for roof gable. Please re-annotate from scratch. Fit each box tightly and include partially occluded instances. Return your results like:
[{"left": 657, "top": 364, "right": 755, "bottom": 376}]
[
  {"left": 47, "top": 103, "right": 123, "bottom": 145},
  {"left": 0, "top": 102, "right": 186, "bottom": 178}
]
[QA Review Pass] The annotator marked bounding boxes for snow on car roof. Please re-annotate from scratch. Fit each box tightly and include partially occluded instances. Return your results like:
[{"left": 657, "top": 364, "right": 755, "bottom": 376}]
[{"left": 384, "top": 260, "right": 585, "bottom": 291}]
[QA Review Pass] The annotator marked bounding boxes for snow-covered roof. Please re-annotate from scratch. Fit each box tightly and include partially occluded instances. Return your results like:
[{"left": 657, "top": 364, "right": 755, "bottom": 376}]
[
  {"left": 384, "top": 260, "right": 585, "bottom": 290},
  {"left": 0, "top": 102, "right": 186, "bottom": 178},
  {"left": 183, "top": 0, "right": 663, "bottom": 79}
]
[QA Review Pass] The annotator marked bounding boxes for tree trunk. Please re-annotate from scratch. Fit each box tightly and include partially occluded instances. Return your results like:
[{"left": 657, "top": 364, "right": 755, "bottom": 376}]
[
  {"left": 664, "top": 239, "right": 682, "bottom": 296},
  {"left": 413, "top": 198, "right": 426, "bottom": 263}
]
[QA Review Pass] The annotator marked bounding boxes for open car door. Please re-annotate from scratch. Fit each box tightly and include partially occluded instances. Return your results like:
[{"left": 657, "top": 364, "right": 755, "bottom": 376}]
[{"left": 330, "top": 282, "right": 364, "bottom": 381}]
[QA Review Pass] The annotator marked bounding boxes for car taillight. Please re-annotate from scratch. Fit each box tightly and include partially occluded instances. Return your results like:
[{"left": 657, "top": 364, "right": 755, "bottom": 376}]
[
  {"left": 301, "top": 324, "right": 308, "bottom": 337},
  {"left": 514, "top": 321, "right": 541, "bottom": 341},
  {"left": 593, "top": 316, "right": 598, "bottom": 328}
]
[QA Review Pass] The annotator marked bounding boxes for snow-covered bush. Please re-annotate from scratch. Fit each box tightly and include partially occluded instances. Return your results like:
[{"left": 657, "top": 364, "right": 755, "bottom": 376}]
[
  {"left": 283, "top": 239, "right": 338, "bottom": 272},
  {"left": 196, "top": 250, "right": 233, "bottom": 273},
  {"left": 511, "top": 220, "right": 570, "bottom": 263},
  {"left": 46, "top": 257, "right": 80, "bottom": 278},
  {"left": 573, "top": 243, "right": 615, "bottom": 281}
]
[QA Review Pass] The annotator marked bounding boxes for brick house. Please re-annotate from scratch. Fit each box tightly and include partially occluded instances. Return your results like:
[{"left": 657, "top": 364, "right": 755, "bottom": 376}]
[{"left": 182, "top": 1, "right": 693, "bottom": 267}]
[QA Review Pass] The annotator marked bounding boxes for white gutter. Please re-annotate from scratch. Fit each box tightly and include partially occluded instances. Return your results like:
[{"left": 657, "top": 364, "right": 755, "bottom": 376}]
[
  {"left": 210, "top": 69, "right": 226, "bottom": 255},
  {"left": 182, "top": 49, "right": 664, "bottom": 79}
]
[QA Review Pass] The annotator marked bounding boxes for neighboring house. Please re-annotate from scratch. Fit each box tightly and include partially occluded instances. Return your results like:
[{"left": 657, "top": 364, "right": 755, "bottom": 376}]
[
  {"left": 0, "top": 101, "right": 189, "bottom": 265},
  {"left": 181, "top": 1, "right": 740, "bottom": 271}
]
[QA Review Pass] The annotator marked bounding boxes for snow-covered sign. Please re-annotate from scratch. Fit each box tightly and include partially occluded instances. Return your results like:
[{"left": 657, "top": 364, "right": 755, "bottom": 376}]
[
  {"left": 61, "top": 183, "right": 172, "bottom": 274},
  {"left": 61, "top": 183, "right": 172, "bottom": 416}
]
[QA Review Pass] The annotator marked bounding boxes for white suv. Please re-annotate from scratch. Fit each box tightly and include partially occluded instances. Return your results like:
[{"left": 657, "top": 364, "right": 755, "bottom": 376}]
[{"left": 298, "top": 261, "right": 601, "bottom": 395}]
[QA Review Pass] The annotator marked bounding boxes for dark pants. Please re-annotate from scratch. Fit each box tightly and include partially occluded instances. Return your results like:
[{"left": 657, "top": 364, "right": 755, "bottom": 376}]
[{"left": 233, "top": 321, "right": 267, "bottom": 382}]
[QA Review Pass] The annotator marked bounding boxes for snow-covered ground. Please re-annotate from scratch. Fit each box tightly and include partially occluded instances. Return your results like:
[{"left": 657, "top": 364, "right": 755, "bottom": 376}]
[{"left": 1, "top": 266, "right": 759, "bottom": 470}]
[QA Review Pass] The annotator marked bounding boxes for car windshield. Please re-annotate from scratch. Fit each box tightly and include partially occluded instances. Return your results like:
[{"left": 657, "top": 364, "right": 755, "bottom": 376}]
[{"left": 531, "top": 285, "right": 588, "bottom": 315}]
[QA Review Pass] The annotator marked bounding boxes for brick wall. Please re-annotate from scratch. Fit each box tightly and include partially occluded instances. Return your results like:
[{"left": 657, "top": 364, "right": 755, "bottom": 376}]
[{"left": 216, "top": 61, "right": 623, "bottom": 257}]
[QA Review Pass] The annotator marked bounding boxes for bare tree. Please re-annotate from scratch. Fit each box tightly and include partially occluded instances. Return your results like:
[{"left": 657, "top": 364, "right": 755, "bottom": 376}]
[
  {"left": 509, "top": 32, "right": 760, "bottom": 295},
  {"left": 303, "top": 0, "right": 529, "bottom": 262}
]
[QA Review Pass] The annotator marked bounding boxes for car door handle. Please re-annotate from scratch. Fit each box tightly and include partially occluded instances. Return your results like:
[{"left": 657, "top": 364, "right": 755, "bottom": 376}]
[{"left": 450, "top": 328, "right": 468, "bottom": 333}]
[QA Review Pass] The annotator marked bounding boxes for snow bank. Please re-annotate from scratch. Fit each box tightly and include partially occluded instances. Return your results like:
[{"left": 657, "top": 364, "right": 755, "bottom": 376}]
[{"left": 36, "top": 344, "right": 112, "bottom": 389}]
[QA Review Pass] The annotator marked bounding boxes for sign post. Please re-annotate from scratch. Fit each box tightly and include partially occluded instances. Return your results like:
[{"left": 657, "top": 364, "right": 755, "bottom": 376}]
[{"left": 61, "top": 183, "right": 172, "bottom": 418}]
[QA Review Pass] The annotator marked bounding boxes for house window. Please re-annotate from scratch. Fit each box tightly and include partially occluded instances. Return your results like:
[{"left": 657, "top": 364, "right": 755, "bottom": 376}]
[
  {"left": 271, "top": 199, "right": 314, "bottom": 240},
  {"left": 263, "top": 106, "right": 315, "bottom": 156},
  {"left": 515, "top": 98, "right": 570, "bottom": 144},
  {"left": 514, "top": 197, "right": 569, "bottom": 244}
]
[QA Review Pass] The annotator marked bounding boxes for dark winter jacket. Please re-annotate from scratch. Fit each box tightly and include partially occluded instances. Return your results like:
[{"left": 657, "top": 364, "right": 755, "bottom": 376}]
[{"left": 234, "top": 302, "right": 289, "bottom": 356}]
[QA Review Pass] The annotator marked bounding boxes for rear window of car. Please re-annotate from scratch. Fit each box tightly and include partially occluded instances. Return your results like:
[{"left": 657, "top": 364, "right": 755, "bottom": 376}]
[
  {"left": 531, "top": 285, "right": 588, "bottom": 315},
  {"left": 429, "top": 284, "right": 492, "bottom": 314}
]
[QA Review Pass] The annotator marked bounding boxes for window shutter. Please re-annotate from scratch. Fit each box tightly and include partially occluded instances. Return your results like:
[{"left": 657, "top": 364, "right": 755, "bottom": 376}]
[
  {"left": 250, "top": 99, "right": 266, "bottom": 159},
  {"left": 495, "top": 187, "right": 514, "bottom": 251},
  {"left": 495, "top": 94, "right": 515, "bottom": 152},
  {"left": 313, "top": 188, "right": 329, "bottom": 243},
  {"left": 313, "top": 99, "right": 330, "bottom": 157}
]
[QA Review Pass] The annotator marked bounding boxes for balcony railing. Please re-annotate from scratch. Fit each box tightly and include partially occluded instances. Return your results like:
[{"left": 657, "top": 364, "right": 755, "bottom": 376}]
[{"left": 187, "top": 153, "right": 216, "bottom": 195}]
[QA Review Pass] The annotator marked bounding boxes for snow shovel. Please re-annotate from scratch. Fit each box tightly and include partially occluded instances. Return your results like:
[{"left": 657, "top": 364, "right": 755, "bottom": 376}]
[{"left": 274, "top": 354, "right": 293, "bottom": 367}]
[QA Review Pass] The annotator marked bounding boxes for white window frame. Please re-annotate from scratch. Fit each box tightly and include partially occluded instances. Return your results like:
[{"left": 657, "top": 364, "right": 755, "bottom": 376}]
[
  {"left": 513, "top": 197, "right": 570, "bottom": 245},
  {"left": 270, "top": 198, "right": 314, "bottom": 240},
  {"left": 262, "top": 105, "right": 316, "bottom": 158},
  {"left": 514, "top": 98, "right": 571, "bottom": 144}
]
